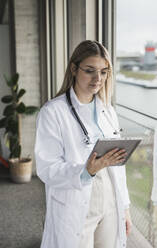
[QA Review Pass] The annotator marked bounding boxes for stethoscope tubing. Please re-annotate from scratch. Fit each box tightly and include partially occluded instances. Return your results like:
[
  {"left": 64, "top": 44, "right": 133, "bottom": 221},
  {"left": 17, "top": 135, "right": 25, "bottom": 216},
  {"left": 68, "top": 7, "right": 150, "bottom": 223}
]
[
  {"left": 66, "top": 88, "right": 90, "bottom": 144},
  {"left": 66, "top": 88, "right": 123, "bottom": 144}
]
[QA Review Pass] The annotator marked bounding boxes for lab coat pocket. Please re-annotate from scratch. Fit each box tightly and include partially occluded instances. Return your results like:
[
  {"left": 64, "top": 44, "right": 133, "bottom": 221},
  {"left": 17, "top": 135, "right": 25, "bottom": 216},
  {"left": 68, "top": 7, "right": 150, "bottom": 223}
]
[
  {"left": 51, "top": 191, "right": 81, "bottom": 233},
  {"left": 50, "top": 188, "right": 82, "bottom": 206}
]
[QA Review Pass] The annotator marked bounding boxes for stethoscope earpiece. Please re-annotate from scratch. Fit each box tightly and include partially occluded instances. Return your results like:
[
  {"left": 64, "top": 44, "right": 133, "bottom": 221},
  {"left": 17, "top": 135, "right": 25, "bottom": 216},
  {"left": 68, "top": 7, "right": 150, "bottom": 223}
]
[{"left": 102, "top": 109, "right": 123, "bottom": 135}]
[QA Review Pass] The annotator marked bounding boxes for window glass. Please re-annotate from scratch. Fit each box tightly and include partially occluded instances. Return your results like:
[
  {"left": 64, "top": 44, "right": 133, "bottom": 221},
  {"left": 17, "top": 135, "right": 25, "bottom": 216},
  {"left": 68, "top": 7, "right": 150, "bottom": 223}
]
[
  {"left": 116, "top": 2, "right": 157, "bottom": 246},
  {"left": 116, "top": 0, "right": 157, "bottom": 123},
  {"left": 67, "top": 0, "right": 86, "bottom": 58}
]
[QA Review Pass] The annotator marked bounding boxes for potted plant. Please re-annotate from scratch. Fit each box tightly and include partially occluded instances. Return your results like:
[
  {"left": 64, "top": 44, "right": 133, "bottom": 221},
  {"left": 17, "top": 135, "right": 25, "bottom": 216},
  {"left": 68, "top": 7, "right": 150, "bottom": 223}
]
[{"left": 0, "top": 73, "right": 39, "bottom": 183}]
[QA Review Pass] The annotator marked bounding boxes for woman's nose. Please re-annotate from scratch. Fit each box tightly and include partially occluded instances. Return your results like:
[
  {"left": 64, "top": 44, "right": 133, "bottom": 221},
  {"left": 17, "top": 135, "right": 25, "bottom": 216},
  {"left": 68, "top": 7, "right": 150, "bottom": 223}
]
[{"left": 94, "top": 71, "right": 101, "bottom": 81}]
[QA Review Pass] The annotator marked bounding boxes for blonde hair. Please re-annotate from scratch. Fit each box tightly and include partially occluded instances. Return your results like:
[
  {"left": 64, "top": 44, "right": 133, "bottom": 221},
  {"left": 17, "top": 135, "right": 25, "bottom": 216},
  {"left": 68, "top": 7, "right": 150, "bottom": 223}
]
[{"left": 56, "top": 40, "right": 113, "bottom": 105}]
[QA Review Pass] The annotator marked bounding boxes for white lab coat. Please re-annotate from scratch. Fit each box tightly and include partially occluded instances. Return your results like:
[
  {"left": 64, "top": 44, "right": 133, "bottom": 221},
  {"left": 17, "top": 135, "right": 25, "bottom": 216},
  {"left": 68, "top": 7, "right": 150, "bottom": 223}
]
[{"left": 35, "top": 87, "right": 130, "bottom": 248}]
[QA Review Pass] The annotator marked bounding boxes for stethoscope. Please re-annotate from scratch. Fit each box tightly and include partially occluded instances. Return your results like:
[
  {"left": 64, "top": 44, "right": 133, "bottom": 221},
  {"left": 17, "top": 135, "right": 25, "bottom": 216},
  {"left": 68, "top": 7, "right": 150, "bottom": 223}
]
[
  {"left": 66, "top": 88, "right": 123, "bottom": 145},
  {"left": 101, "top": 109, "right": 123, "bottom": 135}
]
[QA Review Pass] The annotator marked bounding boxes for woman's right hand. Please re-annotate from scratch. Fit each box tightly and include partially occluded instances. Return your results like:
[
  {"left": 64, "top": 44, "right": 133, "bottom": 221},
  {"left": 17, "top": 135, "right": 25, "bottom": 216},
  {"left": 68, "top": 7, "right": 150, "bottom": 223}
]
[{"left": 86, "top": 148, "right": 127, "bottom": 176}]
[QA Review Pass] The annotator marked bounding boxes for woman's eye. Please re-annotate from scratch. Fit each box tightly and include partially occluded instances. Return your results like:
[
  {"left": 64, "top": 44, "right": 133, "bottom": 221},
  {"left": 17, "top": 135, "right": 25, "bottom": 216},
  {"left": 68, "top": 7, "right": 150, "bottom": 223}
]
[
  {"left": 85, "top": 70, "right": 94, "bottom": 73},
  {"left": 101, "top": 71, "right": 107, "bottom": 75}
]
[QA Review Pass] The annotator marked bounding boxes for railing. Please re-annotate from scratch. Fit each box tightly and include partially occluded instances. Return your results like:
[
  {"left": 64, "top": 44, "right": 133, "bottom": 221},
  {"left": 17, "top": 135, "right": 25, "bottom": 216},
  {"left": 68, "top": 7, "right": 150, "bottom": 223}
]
[{"left": 117, "top": 114, "right": 157, "bottom": 248}]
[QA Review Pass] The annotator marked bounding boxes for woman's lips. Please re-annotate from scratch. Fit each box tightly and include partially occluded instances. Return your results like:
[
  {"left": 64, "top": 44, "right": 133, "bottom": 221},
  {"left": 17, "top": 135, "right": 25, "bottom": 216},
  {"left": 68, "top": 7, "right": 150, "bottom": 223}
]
[{"left": 89, "top": 84, "right": 101, "bottom": 87}]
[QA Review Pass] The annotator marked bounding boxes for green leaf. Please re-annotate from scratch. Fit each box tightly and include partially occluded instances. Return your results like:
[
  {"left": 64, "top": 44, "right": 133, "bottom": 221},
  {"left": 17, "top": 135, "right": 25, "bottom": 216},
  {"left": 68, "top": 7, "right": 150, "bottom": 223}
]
[
  {"left": 16, "top": 102, "right": 26, "bottom": 114},
  {"left": 0, "top": 117, "right": 7, "bottom": 128},
  {"left": 4, "top": 132, "right": 10, "bottom": 148},
  {"left": 12, "top": 73, "right": 19, "bottom": 86},
  {"left": 17, "top": 89, "right": 26, "bottom": 100},
  {"left": 3, "top": 105, "right": 14, "bottom": 116},
  {"left": 4, "top": 73, "right": 19, "bottom": 88},
  {"left": 10, "top": 144, "right": 21, "bottom": 158},
  {"left": 13, "top": 84, "right": 18, "bottom": 93},
  {"left": 3, "top": 74, "right": 11, "bottom": 88},
  {"left": 1, "top": 95, "right": 13, "bottom": 103},
  {"left": 25, "top": 106, "right": 39, "bottom": 115}
]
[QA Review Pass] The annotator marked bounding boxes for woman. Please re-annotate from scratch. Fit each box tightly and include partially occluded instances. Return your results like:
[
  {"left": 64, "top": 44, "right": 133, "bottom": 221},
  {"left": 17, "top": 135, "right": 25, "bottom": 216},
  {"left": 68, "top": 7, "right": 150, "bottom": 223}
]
[{"left": 35, "top": 40, "right": 132, "bottom": 248}]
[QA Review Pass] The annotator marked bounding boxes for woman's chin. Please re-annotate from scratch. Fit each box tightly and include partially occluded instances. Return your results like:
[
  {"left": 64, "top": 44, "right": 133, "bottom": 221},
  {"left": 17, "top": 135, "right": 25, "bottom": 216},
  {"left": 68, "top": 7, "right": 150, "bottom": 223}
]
[{"left": 89, "top": 85, "right": 101, "bottom": 93}]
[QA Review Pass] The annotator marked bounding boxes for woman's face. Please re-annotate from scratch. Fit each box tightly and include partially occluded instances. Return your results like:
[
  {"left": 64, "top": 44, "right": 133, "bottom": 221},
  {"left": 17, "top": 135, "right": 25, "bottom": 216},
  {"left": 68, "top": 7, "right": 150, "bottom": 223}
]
[{"left": 73, "top": 56, "right": 109, "bottom": 99}]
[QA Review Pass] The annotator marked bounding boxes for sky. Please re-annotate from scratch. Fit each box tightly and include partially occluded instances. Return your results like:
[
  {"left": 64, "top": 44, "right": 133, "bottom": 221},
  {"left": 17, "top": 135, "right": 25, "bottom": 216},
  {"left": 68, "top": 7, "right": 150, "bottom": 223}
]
[{"left": 116, "top": 0, "right": 157, "bottom": 53}]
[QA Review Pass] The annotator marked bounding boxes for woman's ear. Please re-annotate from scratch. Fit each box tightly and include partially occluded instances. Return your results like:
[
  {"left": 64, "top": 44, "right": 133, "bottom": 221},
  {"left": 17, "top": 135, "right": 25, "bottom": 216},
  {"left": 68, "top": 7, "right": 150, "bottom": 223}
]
[{"left": 70, "top": 63, "right": 77, "bottom": 76}]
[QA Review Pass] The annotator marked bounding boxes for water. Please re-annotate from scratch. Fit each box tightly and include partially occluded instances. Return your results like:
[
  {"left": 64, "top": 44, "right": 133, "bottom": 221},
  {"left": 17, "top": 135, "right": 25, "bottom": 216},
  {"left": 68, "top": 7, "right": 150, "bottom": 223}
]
[
  {"left": 116, "top": 81, "right": 157, "bottom": 119},
  {"left": 115, "top": 81, "right": 157, "bottom": 133}
]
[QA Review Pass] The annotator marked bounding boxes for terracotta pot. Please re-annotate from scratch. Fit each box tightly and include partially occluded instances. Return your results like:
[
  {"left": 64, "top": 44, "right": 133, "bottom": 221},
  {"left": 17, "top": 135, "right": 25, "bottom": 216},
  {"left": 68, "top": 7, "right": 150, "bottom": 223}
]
[{"left": 9, "top": 158, "right": 32, "bottom": 183}]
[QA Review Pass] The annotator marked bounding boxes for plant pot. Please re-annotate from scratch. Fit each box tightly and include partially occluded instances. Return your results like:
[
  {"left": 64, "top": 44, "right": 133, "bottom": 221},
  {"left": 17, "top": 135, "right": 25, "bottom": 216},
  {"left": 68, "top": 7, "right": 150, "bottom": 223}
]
[{"left": 9, "top": 158, "right": 32, "bottom": 183}]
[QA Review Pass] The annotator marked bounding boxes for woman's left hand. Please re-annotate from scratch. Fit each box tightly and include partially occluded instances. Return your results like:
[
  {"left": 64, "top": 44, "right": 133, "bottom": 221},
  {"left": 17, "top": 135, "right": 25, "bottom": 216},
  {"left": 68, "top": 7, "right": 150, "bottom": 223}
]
[{"left": 125, "top": 209, "right": 132, "bottom": 236}]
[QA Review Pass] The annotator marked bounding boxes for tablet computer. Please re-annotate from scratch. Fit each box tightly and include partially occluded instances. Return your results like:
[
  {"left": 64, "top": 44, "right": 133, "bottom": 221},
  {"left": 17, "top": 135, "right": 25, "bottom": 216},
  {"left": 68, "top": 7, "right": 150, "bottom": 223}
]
[{"left": 91, "top": 137, "right": 142, "bottom": 166}]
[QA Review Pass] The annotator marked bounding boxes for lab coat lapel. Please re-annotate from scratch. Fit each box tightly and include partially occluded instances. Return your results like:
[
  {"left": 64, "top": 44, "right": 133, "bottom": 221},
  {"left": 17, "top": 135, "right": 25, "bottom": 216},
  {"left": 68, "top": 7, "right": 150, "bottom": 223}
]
[
  {"left": 95, "top": 95, "right": 105, "bottom": 116},
  {"left": 70, "top": 87, "right": 83, "bottom": 110}
]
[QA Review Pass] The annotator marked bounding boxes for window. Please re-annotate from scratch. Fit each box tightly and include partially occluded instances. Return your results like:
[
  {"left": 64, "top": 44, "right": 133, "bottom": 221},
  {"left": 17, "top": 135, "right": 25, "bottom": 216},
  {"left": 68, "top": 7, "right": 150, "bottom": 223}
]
[
  {"left": 67, "top": 0, "right": 86, "bottom": 58},
  {"left": 116, "top": 1, "right": 157, "bottom": 246},
  {"left": 116, "top": 0, "right": 157, "bottom": 129}
]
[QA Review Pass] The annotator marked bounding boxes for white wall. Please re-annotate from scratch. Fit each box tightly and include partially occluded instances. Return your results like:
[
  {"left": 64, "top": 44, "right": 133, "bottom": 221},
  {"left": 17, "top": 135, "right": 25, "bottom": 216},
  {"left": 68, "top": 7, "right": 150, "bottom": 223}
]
[
  {"left": 0, "top": 25, "right": 11, "bottom": 159},
  {"left": 14, "top": 0, "right": 40, "bottom": 174}
]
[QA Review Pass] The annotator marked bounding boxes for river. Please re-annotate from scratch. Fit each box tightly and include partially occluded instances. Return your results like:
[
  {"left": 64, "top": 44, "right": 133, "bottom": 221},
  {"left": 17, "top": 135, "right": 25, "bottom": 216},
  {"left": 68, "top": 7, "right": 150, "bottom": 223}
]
[{"left": 116, "top": 81, "right": 157, "bottom": 131}]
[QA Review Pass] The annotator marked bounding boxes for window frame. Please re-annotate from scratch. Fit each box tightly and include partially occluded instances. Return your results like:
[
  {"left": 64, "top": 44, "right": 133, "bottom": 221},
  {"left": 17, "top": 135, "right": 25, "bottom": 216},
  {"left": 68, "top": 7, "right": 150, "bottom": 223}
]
[
  {"left": 102, "top": 0, "right": 117, "bottom": 105},
  {"left": 9, "top": 0, "right": 16, "bottom": 76}
]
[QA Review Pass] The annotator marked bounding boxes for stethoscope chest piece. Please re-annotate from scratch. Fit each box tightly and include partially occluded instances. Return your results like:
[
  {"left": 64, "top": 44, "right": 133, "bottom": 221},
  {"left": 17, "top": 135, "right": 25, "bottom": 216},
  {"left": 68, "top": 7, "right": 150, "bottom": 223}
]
[
  {"left": 83, "top": 136, "right": 91, "bottom": 145},
  {"left": 113, "top": 128, "right": 123, "bottom": 135},
  {"left": 102, "top": 109, "right": 123, "bottom": 135}
]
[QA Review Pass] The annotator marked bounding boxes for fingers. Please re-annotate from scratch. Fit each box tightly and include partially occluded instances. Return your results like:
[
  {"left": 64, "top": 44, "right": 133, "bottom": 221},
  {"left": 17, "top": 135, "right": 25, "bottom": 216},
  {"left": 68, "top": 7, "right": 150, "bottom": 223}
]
[
  {"left": 103, "top": 148, "right": 127, "bottom": 160},
  {"left": 87, "top": 148, "right": 127, "bottom": 174},
  {"left": 114, "top": 158, "right": 125, "bottom": 165},
  {"left": 104, "top": 148, "right": 119, "bottom": 158},
  {"left": 126, "top": 219, "right": 132, "bottom": 236},
  {"left": 88, "top": 152, "right": 97, "bottom": 163},
  {"left": 112, "top": 151, "right": 127, "bottom": 165},
  {"left": 114, "top": 152, "right": 127, "bottom": 160},
  {"left": 101, "top": 148, "right": 127, "bottom": 167},
  {"left": 86, "top": 152, "right": 98, "bottom": 175}
]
